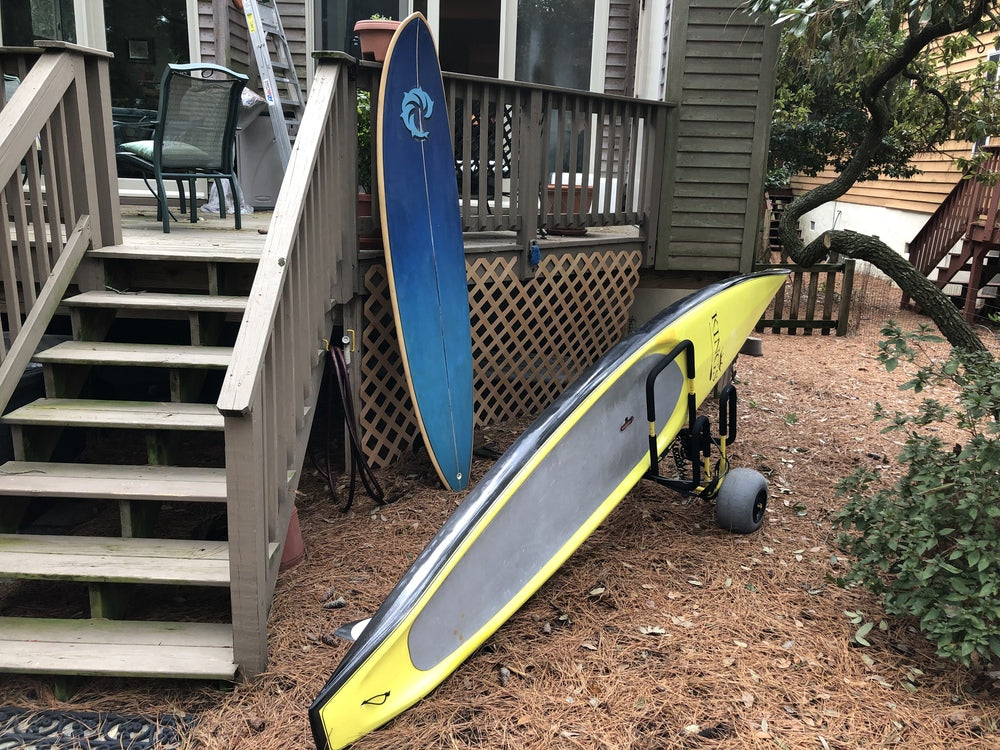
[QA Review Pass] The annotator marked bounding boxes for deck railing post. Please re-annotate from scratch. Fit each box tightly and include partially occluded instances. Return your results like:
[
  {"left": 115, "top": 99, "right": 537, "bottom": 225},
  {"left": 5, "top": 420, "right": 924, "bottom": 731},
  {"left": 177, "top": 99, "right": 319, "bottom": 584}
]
[
  {"left": 517, "top": 88, "right": 545, "bottom": 279},
  {"left": 639, "top": 103, "right": 664, "bottom": 264},
  {"left": 224, "top": 395, "right": 272, "bottom": 676},
  {"left": 81, "top": 48, "right": 121, "bottom": 248},
  {"left": 837, "top": 259, "right": 856, "bottom": 337}
]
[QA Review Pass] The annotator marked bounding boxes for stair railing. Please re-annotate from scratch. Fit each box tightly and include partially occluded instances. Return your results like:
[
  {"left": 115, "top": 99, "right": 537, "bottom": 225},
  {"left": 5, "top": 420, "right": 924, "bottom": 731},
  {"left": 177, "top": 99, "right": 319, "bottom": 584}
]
[
  {"left": 904, "top": 146, "right": 1000, "bottom": 306},
  {"left": 0, "top": 43, "right": 120, "bottom": 407},
  {"left": 217, "top": 54, "right": 357, "bottom": 675}
]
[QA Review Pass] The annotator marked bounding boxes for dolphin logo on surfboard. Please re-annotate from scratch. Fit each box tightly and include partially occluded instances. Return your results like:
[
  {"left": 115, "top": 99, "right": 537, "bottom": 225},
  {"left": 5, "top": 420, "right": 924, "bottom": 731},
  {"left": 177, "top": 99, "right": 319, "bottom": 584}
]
[{"left": 400, "top": 87, "right": 433, "bottom": 140}]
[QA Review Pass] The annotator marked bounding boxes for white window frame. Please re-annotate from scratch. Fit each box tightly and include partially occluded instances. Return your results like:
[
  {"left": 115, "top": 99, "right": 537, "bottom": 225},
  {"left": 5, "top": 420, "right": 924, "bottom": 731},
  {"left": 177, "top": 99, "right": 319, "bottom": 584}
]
[{"left": 498, "top": 0, "right": 609, "bottom": 93}]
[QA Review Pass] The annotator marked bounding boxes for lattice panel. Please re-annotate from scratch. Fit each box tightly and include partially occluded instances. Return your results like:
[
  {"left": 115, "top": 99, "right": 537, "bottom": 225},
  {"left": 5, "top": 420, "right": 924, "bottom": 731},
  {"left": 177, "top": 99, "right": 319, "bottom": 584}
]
[
  {"left": 358, "top": 264, "right": 421, "bottom": 467},
  {"left": 359, "top": 249, "right": 644, "bottom": 469}
]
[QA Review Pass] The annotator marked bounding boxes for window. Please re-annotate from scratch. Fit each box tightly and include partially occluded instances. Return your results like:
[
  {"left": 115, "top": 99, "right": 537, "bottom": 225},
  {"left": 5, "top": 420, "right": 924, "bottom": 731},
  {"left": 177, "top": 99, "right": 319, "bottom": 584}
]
[
  {"left": 514, "top": 0, "right": 595, "bottom": 90},
  {"left": 0, "top": 0, "right": 76, "bottom": 45},
  {"left": 103, "top": 0, "right": 190, "bottom": 110}
]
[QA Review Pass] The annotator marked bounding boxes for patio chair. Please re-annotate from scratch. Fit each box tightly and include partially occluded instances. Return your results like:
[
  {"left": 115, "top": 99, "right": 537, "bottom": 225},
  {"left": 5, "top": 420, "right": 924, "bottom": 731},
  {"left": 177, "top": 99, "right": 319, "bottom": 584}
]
[
  {"left": 116, "top": 63, "right": 248, "bottom": 233},
  {"left": 454, "top": 99, "right": 512, "bottom": 215},
  {"left": 3, "top": 74, "right": 42, "bottom": 184},
  {"left": 111, "top": 107, "right": 158, "bottom": 178}
]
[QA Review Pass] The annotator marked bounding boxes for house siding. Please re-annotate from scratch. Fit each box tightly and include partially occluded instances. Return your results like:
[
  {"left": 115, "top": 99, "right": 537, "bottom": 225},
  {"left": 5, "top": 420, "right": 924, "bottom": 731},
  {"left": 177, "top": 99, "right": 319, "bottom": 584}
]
[
  {"left": 791, "top": 140, "right": 968, "bottom": 216},
  {"left": 204, "top": 0, "right": 308, "bottom": 96},
  {"left": 789, "top": 38, "right": 998, "bottom": 217},
  {"left": 605, "top": 0, "right": 639, "bottom": 97},
  {"left": 277, "top": 0, "right": 309, "bottom": 93},
  {"left": 656, "top": 0, "right": 778, "bottom": 273}
]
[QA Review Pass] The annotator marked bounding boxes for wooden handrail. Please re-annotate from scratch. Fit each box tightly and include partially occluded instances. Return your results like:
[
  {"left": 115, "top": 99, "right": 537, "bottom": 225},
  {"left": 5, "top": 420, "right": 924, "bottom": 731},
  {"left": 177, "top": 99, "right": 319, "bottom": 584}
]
[
  {"left": 217, "top": 57, "right": 356, "bottom": 674},
  {"left": 0, "top": 45, "right": 119, "bottom": 365},
  {"left": 907, "top": 146, "right": 1000, "bottom": 277},
  {"left": 0, "top": 216, "right": 91, "bottom": 413}
]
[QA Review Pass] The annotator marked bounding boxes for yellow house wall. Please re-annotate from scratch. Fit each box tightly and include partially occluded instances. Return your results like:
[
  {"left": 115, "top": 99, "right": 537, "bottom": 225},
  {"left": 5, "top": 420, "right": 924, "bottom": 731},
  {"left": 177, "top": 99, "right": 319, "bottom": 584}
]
[{"left": 789, "top": 35, "right": 999, "bottom": 215}]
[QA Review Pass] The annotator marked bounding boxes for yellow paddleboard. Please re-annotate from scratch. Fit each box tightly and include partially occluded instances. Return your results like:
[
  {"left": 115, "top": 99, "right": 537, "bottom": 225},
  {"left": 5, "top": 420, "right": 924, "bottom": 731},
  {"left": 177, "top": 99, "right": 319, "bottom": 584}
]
[{"left": 309, "top": 270, "right": 788, "bottom": 749}]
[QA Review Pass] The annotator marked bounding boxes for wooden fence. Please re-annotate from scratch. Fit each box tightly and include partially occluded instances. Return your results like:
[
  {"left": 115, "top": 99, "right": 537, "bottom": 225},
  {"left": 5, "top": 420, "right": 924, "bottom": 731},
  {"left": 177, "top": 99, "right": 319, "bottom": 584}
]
[{"left": 754, "top": 259, "right": 856, "bottom": 336}]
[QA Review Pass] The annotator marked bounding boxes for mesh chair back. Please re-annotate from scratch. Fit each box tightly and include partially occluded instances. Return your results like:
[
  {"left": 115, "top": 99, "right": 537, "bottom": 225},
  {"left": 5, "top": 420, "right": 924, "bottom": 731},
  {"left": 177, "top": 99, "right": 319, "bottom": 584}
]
[
  {"left": 3, "top": 74, "right": 19, "bottom": 106},
  {"left": 156, "top": 64, "right": 247, "bottom": 170}
]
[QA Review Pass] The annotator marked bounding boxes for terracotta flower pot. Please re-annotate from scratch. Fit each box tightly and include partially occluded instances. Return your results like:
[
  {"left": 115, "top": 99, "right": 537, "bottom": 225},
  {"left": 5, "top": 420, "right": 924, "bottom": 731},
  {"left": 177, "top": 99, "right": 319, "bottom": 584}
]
[
  {"left": 354, "top": 19, "right": 400, "bottom": 62},
  {"left": 280, "top": 505, "right": 304, "bottom": 572},
  {"left": 357, "top": 192, "right": 372, "bottom": 217},
  {"left": 546, "top": 182, "right": 594, "bottom": 236},
  {"left": 546, "top": 184, "right": 594, "bottom": 215}
]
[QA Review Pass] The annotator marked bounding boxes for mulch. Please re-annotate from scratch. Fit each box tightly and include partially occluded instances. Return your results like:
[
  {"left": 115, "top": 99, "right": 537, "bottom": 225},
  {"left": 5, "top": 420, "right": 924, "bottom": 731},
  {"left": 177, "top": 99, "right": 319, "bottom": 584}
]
[{"left": 1, "top": 277, "right": 998, "bottom": 749}]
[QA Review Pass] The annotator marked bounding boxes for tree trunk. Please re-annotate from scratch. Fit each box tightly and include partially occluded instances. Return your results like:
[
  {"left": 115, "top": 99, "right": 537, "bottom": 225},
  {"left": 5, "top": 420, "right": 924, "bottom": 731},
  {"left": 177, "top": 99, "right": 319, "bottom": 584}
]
[
  {"left": 777, "top": 203, "right": 986, "bottom": 352},
  {"left": 775, "top": 105, "right": 987, "bottom": 353},
  {"left": 771, "top": 4, "right": 992, "bottom": 354}
]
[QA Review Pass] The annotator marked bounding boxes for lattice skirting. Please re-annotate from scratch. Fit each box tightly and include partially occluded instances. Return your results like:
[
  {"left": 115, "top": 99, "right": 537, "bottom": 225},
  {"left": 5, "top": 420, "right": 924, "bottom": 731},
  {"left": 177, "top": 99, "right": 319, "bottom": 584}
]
[{"left": 359, "top": 248, "right": 643, "bottom": 469}]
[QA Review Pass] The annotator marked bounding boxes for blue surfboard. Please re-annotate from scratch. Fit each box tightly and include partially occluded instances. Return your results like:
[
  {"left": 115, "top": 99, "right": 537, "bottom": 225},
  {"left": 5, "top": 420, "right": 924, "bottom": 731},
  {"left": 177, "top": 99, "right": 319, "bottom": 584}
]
[{"left": 377, "top": 13, "right": 473, "bottom": 492}]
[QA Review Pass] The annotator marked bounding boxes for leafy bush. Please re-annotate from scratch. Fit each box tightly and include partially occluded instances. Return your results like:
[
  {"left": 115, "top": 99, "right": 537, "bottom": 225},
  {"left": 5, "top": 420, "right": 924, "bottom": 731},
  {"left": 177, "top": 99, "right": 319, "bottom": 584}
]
[
  {"left": 833, "top": 322, "right": 1000, "bottom": 666},
  {"left": 357, "top": 89, "right": 372, "bottom": 192}
]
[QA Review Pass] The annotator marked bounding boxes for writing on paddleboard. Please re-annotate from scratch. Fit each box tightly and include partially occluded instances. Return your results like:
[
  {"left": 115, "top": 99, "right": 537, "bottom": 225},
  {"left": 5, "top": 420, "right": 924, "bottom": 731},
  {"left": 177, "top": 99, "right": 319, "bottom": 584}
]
[
  {"left": 708, "top": 312, "right": 724, "bottom": 382},
  {"left": 400, "top": 87, "right": 434, "bottom": 140}
]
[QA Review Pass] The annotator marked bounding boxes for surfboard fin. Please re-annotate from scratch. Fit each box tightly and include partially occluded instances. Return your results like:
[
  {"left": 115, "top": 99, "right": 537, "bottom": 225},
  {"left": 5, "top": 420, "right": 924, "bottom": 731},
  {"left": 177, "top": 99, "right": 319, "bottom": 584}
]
[{"left": 333, "top": 617, "right": 372, "bottom": 642}]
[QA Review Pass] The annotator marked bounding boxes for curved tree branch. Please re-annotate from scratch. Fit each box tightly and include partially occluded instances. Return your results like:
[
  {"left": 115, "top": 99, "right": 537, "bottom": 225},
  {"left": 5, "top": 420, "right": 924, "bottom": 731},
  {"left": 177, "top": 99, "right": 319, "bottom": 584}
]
[
  {"left": 777, "top": 1, "right": 993, "bottom": 351},
  {"left": 902, "top": 68, "right": 952, "bottom": 145}
]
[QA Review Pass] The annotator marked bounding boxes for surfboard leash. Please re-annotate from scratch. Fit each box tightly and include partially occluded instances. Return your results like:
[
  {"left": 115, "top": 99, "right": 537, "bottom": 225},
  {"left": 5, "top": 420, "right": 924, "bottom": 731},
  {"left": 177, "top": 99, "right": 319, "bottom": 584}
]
[{"left": 318, "top": 338, "right": 389, "bottom": 511}]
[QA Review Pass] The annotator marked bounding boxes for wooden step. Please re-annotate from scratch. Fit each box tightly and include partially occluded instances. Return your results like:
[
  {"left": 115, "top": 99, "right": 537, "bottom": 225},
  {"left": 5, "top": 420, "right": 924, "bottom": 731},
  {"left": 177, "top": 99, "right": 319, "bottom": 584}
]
[
  {"left": 0, "top": 399, "right": 224, "bottom": 430},
  {"left": 0, "top": 534, "right": 230, "bottom": 585},
  {"left": 89, "top": 243, "right": 262, "bottom": 263},
  {"left": 63, "top": 291, "right": 247, "bottom": 314},
  {"left": 0, "top": 617, "right": 236, "bottom": 679},
  {"left": 0, "top": 462, "right": 226, "bottom": 501},
  {"left": 32, "top": 341, "right": 232, "bottom": 368}
]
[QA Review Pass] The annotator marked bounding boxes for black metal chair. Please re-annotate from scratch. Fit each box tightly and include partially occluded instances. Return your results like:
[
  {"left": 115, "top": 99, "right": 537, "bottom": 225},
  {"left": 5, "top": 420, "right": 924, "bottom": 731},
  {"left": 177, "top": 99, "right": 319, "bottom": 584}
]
[
  {"left": 3, "top": 74, "right": 43, "bottom": 185},
  {"left": 111, "top": 107, "right": 158, "bottom": 178},
  {"left": 454, "top": 99, "right": 512, "bottom": 214},
  {"left": 116, "top": 63, "right": 248, "bottom": 233}
]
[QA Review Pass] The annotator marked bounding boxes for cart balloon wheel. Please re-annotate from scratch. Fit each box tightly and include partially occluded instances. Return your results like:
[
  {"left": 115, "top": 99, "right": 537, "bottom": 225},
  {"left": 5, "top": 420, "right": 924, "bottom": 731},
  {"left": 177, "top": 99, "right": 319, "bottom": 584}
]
[{"left": 714, "top": 468, "right": 768, "bottom": 534}]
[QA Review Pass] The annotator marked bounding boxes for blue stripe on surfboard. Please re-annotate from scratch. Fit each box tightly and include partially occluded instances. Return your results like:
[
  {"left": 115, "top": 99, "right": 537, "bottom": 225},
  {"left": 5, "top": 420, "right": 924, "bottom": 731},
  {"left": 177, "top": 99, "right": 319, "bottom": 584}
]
[{"left": 379, "top": 14, "right": 473, "bottom": 491}]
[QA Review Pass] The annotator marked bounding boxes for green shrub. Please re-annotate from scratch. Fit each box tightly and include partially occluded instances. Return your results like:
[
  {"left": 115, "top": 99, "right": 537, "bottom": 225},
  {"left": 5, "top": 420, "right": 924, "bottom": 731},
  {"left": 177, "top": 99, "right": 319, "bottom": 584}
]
[
  {"left": 833, "top": 322, "right": 1000, "bottom": 666},
  {"left": 357, "top": 89, "right": 372, "bottom": 192}
]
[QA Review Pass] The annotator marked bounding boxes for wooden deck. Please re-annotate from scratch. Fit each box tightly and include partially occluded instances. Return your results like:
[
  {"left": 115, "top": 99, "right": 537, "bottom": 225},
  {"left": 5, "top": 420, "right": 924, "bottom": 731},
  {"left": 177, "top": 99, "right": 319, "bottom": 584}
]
[
  {"left": 0, "top": 25, "right": 766, "bottom": 680},
  {"left": 118, "top": 203, "right": 274, "bottom": 248}
]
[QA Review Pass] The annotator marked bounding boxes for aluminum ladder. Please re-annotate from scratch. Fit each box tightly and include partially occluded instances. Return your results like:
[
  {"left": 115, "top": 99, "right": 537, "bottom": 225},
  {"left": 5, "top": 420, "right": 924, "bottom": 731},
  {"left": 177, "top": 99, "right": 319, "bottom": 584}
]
[{"left": 241, "top": 0, "right": 304, "bottom": 169}]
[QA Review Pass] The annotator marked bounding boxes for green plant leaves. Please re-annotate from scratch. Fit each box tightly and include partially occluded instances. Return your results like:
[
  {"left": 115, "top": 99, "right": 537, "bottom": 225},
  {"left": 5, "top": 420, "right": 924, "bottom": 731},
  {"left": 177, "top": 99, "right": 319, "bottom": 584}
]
[{"left": 832, "top": 326, "right": 1000, "bottom": 667}]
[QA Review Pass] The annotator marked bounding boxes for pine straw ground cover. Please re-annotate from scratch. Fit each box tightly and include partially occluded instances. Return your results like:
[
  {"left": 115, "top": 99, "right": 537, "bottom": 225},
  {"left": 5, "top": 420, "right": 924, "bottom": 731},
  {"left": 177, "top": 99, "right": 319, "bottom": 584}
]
[{"left": 1, "top": 302, "right": 999, "bottom": 750}]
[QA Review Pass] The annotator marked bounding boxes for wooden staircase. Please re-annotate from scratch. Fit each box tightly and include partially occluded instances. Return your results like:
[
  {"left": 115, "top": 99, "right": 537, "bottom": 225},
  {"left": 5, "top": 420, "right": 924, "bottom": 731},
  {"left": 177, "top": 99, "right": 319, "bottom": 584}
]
[
  {"left": 0, "top": 237, "right": 273, "bottom": 681},
  {"left": 904, "top": 146, "right": 1000, "bottom": 322}
]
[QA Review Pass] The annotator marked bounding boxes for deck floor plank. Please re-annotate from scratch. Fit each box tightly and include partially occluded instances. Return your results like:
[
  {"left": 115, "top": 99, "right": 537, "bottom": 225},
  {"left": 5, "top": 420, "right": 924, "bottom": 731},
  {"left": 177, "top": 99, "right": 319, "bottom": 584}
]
[
  {"left": 63, "top": 291, "right": 248, "bottom": 314},
  {"left": 0, "top": 617, "right": 236, "bottom": 678},
  {"left": 33, "top": 341, "right": 233, "bottom": 368},
  {"left": 0, "top": 534, "right": 230, "bottom": 585},
  {"left": 0, "top": 462, "right": 226, "bottom": 500},
  {"left": 0, "top": 399, "right": 224, "bottom": 430}
]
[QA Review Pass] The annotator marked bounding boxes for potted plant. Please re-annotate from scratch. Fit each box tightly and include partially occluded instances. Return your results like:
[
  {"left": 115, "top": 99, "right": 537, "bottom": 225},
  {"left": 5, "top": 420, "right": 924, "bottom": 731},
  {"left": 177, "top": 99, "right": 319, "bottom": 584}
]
[
  {"left": 546, "top": 173, "right": 594, "bottom": 236},
  {"left": 354, "top": 14, "right": 399, "bottom": 63},
  {"left": 356, "top": 89, "right": 381, "bottom": 249},
  {"left": 357, "top": 89, "right": 373, "bottom": 209}
]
